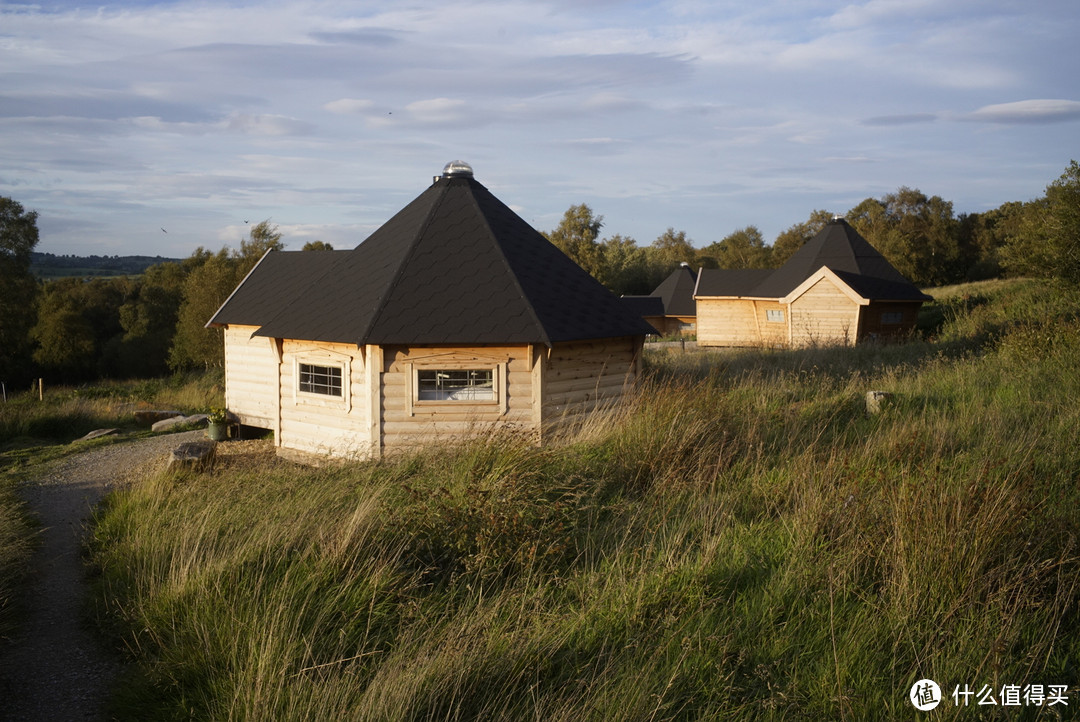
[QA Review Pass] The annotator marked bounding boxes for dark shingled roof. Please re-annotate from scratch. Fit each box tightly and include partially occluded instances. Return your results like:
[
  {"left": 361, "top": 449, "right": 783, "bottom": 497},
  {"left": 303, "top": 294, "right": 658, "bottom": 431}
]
[
  {"left": 651, "top": 264, "right": 698, "bottom": 316},
  {"left": 212, "top": 171, "right": 654, "bottom": 346},
  {"left": 695, "top": 219, "right": 931, "bottom": 302},
  {"left": 620, "top": 295, "right": 665, "bottom": 318},
  {"left": 208, "top": 250, "right": 349, "bottom": 328}
]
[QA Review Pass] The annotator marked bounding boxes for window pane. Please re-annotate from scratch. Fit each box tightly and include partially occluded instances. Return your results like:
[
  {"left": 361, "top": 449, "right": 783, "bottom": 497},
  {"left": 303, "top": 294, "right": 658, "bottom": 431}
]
[
  {"left": 417, "top": 369, "right": 495, "bottom": 401},
  {"left": 766, "top": 309, "right": 785, "bottom": 322},
  {"left": 881, "top": 312, "right": 904, "bottom": 325},
  {"left": 299, "top": 363, "right": 343, "bottom": 396}
]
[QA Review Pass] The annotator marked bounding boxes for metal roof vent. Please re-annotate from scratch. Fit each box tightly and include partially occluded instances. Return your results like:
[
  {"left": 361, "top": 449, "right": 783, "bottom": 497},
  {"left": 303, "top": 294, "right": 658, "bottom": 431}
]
[{"left": 442, "top": 160, "right": 474, "bottom": 178}]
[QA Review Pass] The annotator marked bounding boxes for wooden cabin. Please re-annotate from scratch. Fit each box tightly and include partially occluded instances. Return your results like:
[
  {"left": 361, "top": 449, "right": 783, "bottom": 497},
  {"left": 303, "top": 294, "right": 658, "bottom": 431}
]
[
  {"left": 694, "top": 218, "right": 931, "bottom": 348},
  {"left": 207, "top": 161, "right": 654, "bottom": 461},
  {"left": 622, "top": 263, "right": 697, "bottom": 336}
]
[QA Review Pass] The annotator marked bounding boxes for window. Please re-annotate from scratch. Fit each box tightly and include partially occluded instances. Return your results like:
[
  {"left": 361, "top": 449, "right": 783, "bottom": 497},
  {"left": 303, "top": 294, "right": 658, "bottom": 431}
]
[
  {"left": 766, "top": 309, "right": 785, "bottom": 322},
  {"left": 881, "top": 312, "right": 904, "bottom": 325},
  {"left": 298, "top": 363, "right": 343, "bottom": 397},
  {"left": 417, "top": 369, "right": 494, "bottom": 401}
]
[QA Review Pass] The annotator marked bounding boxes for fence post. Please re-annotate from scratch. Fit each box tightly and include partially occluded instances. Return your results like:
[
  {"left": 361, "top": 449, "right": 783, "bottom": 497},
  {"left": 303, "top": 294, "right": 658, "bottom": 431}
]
[
  {"left": 1, "top": 382, "right": 6, "bottom": 403},
  {"left": 38, "top": 378, "right": 43, "bottom": 402}
]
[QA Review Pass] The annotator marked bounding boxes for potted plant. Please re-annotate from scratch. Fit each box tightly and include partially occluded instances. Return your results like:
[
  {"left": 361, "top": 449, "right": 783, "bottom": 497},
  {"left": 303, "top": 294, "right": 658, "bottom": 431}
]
[{"left": 206, "top": 408, "right": 229, "bottom": 441}]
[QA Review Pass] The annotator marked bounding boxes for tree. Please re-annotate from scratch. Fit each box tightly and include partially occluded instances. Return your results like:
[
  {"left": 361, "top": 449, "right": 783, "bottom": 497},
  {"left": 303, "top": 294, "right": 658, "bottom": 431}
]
[
  {"left": 238, "top": 220, "right": 284, "bottom": 275},
  {"left": 112, "top": 261, "right": 187, "bottom": 377},
  {"left": 302, "top": 240, "right": 335, "bottom": 251},
  {"left": 701, "top": 226, "right": 772, "bottom": 269},
  {"left": 649, "top": 228, "right": 697, "bottom": 270},
  {"left": 168, "top": 248, "right": 238, "bottom": 371},
  {"left": 772, "top": 210, "right": 833, "bottom": 266},
  {"left": 1044, "top": 160, "right": 1080, "bottom": 285},
  {"left": 597, "top": 234, "right": 652, "bottom": 295},
  {"left": 847, "top": 188, "right": 961, "bottom": 286},
  {"left": 31, "top": 277, "right": 132, "bottom": 381},
  {"left": 0, "top": 197, "right": 40, "bottom": 384},
  {"left": 544, "top": 204, "right": 604, "bottom": 278}
]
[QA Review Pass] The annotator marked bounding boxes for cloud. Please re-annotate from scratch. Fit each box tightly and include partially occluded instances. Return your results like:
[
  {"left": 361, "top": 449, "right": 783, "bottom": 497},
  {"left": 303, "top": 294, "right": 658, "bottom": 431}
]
[
  {"left": 965, "top": 99, "right": 1080, "bottom": 124},
  {"left": 405, "top": 97, "right": 469, "bottom": 124},
  {"left": 323, "top": 98, "right": 376, "bottom": 115},
  {"left": 224, "top": 113, "right": 314, "bottom": 136},
  {"left": 862, "top": 113, "right": 938, "bottom": 126}
]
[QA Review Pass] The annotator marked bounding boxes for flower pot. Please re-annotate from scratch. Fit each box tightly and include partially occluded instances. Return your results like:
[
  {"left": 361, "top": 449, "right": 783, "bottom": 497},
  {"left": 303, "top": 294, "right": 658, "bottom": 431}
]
[{"left": 207, "top": 420, "right": 228, "bottom": 441}]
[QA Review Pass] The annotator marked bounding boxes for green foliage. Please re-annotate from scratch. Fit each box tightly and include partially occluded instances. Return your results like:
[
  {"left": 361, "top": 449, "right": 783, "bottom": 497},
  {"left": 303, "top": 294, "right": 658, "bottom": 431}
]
[
  {"left": 544, "top": 204, "right": 605, "bottom": 278},
  {"left": 847, "top": 187, "right": 962, "bottom": 286},
  {"left": 84, "top": 279, "right": 1080, "bottom": 720},
  {"left": 301, "top": 240, "right": 335, "bottom": 252},
  {"left": 168, "top": 249, "right": 238, "bottom": 371},
  {"left": 700, "top": 225, "right": 772, "bottom": 269},
  {"left": 31, "top": 277, "right": 135, "bottom": 381},
  {"left": 0, "top": 197, "right": 40, "bottom": 385},
  {"left": 1044, "top": 160, "right": 1080, "bottom": 286}
]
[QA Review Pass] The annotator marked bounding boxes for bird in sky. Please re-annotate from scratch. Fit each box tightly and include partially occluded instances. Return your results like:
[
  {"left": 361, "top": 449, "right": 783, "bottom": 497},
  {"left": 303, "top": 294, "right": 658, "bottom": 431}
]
[{"left": 160, "top": 228, "right": 167, "bottom": 233}]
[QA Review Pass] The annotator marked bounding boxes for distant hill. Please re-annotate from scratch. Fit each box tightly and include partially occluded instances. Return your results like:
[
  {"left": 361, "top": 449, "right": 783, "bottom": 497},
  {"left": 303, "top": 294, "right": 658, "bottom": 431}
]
[{"left": 31, "top": 252, "right": 182, "bottom": 279}]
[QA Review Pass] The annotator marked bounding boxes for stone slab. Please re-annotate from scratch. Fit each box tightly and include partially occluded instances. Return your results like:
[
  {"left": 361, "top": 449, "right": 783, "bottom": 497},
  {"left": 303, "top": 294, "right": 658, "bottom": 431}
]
[{"left": 167, "top": 440, "right": 217, "bottom": 470}]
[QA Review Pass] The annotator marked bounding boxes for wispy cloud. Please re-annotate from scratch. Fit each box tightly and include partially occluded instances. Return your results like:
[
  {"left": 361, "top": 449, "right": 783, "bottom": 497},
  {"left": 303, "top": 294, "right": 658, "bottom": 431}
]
[
  {"left": 965, "top": 99, "right": 1080, "bottom": 124},
  {"left": 0, "top": 0, "right": 1077, "bottom": 255}
]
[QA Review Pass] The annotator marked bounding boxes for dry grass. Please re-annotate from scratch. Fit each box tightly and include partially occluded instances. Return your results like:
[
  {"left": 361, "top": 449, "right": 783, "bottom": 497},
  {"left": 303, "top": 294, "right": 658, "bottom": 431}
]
[{"left": 76, "top": 278, "right": 1080, "bottom": 720}]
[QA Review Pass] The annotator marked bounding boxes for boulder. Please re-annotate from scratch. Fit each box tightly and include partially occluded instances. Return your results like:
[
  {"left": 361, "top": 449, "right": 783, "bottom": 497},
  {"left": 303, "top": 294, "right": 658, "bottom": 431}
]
[
  {"left": 167, "top": 440, "right": 217, "bottom": 470},
  {"left": 865, "top": 390, "right": 895, "bottom": 415},
  {"left": 72, "top": 428, "right": 120, "bottom": 443},
  {"left": 151, "top": 416, "right": 187, "bottom": 432}
]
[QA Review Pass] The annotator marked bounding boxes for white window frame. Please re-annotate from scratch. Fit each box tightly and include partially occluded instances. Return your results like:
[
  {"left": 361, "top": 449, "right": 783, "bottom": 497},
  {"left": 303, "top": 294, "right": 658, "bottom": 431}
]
[
  {"left": 766, "top": 309, "right": 785, "bottom": 323},
  {"left": 293, "top": 353, "right": 351, "bottom": 411},
  {"left": 406, "top": 361, "right": 507, "bottom": 416}
]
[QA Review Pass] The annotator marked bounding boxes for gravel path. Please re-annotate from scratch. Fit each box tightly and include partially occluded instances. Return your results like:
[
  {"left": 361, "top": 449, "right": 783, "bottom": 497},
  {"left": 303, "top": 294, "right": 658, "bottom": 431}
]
[{"left": 0, "top": 430, "right": 206, "bottom": 722}]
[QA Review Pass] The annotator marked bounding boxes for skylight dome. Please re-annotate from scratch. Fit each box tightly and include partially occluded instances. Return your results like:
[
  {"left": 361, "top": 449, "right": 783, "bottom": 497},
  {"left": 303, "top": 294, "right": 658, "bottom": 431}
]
[{"left": 442, "top": 160, "right": 474, "bottom": 178}]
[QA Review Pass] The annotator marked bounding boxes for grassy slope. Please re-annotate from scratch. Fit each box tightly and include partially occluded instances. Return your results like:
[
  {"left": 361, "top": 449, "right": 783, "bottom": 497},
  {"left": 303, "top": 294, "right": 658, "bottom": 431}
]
[
  {"left": 79, "top": 278, "right": 1080, "bottom": 719},
  {"left": 0, "top": 371, "right": 222, "bottom": 637}
]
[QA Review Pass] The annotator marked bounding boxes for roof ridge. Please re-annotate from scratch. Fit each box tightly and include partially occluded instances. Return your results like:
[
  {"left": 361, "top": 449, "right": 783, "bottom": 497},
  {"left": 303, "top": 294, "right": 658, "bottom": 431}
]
[
  {"left": 466, "top": 182, "right": 553, "bottom": 347},
  {"left": 355, "top": 179, "right": 451, "bottom": 345}
]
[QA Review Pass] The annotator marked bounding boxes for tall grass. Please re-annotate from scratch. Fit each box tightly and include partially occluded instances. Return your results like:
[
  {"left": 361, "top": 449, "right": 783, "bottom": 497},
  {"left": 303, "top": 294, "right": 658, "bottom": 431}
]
[
  {"left": 0, "top": 370, "right": 223, "bottom": 447},
  {"left": 89, "top": 280, "right": 1080, "bottom": 720},
  {"left": 0, "top": 370, "right": 223, "bottom": 639}
]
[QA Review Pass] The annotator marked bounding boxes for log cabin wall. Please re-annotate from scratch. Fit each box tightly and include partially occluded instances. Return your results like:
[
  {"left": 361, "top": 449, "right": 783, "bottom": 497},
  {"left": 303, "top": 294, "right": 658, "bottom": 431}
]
[
  {"left": 223, "top": 325, "right": 280, "bottom": 430},
  {"left": 379, "top": 344, "right": 535, "bottom": 454},
  {"left": 788, "top": 278, "right": 860, "bottom": 347},
  {"left": 277, "top": 340, "right": 371, "bottom": 459},
  {"left": 540, "top": 336, "right": 641, "bottom": 434}
]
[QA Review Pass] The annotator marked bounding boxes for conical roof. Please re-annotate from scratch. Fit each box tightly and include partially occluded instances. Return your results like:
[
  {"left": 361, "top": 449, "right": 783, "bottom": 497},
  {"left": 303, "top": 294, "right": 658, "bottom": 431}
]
[
  {"left": 241, "top": 167, "right": 653, "bottom": 346},
  {"left": 696, "top": 218, "right": 930, "bottom": 301}
]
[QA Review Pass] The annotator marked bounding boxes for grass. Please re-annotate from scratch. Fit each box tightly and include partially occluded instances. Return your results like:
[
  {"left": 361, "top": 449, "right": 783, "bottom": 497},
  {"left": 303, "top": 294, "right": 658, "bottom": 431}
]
[
  {"left": 0, "top": 370, "right": 223, "bottom": 639},
  {"left": 77, "top": 278, "right": 1080, "bottom": 720}
]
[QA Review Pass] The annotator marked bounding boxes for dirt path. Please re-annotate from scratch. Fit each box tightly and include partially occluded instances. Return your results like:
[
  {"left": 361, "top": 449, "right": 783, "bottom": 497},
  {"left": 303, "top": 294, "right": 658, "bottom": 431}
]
[{"left": 0, "top": 430, "right": 205, "bottom": 722}]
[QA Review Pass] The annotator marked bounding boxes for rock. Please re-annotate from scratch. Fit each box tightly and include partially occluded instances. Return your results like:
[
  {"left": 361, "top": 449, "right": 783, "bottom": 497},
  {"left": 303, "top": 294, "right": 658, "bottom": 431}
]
[
  {"left": 865, "top": 390, "right": 895, "bottom": 415},
  {"left": 72, "top": 428, "right": 119, "bottom": 443},
  {"left": 150, "top": 416, "right": 187, "bottom": 432},
  {"left": 167, "top": 440, "right": 217, "bottom": 470},
  {"left": 134, "top": 409, "right": 184, "bottom": 425}
]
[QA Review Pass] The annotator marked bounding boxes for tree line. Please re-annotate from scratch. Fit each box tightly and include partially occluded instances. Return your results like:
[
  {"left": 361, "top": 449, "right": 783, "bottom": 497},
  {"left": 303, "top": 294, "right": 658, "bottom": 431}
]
[
  {"left": 545, "top": 161, "right": 1080, "bottom": 296},
  {"left": 1, "top": 161, "right": 1078, "bottom": 387}
]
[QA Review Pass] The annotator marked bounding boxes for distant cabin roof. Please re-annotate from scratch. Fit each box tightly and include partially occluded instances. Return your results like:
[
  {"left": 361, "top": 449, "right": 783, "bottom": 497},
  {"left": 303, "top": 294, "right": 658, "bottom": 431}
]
[
  {"left": 622, "top": 264, "right": 698, "bottom": 317},
  {"left": 695, "top": 219, "right": 932, "bottom": 302},
  {"left": 209, "top": 165, "right": 654, "bottom": 346}
]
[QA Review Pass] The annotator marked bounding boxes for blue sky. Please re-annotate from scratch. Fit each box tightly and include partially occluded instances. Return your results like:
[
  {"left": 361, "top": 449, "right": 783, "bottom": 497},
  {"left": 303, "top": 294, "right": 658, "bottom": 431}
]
[{"left": 2, "top": 0, "right": 1078, "bottom": 257}]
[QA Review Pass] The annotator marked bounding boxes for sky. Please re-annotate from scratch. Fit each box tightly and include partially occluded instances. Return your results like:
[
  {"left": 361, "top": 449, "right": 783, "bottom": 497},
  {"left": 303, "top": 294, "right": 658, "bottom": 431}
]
[{"left": 2, "top": 0, "right": 1078, "bottom": 258}]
